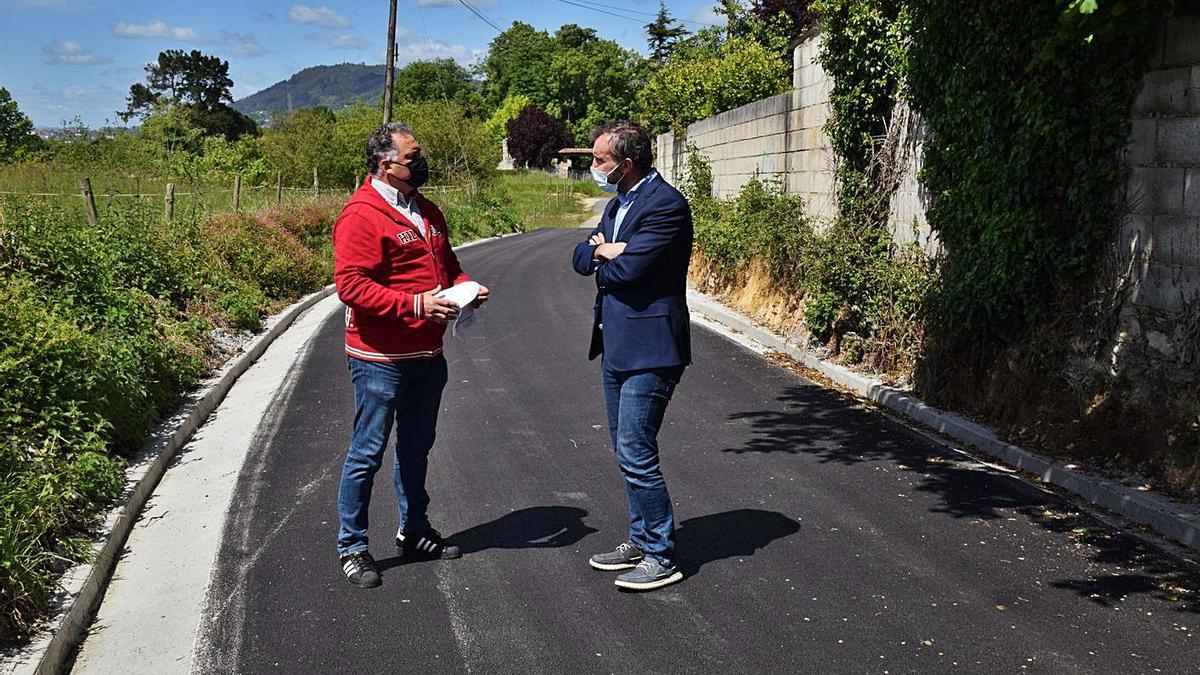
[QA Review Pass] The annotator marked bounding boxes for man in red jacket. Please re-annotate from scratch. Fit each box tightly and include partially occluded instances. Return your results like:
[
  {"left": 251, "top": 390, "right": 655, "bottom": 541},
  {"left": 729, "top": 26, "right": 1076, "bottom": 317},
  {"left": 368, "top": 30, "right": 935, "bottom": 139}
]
[{"left": 333, "top": 122, "right": 489, "bottom": 588}]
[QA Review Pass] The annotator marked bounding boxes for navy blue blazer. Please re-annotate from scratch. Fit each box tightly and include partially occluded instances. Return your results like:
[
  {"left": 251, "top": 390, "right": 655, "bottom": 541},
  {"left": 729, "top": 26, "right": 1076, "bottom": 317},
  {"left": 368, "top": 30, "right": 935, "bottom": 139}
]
[{"left": 571, "top": 173, "right": 693, "bottom": 372}]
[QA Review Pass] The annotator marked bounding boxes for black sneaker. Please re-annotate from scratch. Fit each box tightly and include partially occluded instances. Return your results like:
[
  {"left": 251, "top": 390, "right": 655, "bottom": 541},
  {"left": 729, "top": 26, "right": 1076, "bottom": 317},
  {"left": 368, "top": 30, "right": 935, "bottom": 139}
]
[
  {"left": 589, "top": 540, "right": 644, "bottom": 571},
  {"left": 396, "top": 528, "right": 461, "bottom": 560},
  {"left": 614, "top": 560, "right": 683, "bottom": 591},
  {"left": 340, "top": 551, "right": 381, "bottom": 588}
]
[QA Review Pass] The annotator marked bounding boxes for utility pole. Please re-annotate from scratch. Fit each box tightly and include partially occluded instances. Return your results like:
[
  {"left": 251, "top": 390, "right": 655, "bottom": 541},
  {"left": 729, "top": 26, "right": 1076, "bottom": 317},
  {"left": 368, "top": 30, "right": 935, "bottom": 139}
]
[{"left": 383, "top": 0, "right": 397, "bottom": 124}]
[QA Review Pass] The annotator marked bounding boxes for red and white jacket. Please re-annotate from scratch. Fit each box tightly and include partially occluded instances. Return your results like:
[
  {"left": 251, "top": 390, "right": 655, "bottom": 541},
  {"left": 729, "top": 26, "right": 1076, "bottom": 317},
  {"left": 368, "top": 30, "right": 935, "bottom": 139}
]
[{"left": 333, "top": 178, "right": 471, "bottom": 362}]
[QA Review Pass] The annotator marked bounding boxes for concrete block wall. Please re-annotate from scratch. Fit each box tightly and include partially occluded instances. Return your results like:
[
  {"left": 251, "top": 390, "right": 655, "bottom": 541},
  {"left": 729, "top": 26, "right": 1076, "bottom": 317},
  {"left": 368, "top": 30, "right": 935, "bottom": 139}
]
[
  {"left": 655, "top": 34, "right": 929, "bottom": 240},
  {"left": 1112, "top": 3, "right": 1200, "bottom": 384},
  {"left": 655, "top": 35, "right": 839, "bottom": 224}
]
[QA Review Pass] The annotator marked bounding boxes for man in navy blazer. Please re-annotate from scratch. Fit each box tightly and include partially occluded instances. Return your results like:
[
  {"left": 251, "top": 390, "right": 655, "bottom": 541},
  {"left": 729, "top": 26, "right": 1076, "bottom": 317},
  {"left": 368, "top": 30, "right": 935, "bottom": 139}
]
[{"left": 571, "top": 120, "right": 692, "bottom": 591}]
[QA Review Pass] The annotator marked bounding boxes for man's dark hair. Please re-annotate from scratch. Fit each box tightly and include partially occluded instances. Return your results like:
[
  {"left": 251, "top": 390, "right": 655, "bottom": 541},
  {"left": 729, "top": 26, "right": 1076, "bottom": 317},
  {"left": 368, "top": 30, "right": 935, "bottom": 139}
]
[
  {"left": 365, "top": 122, "right": 415, "bottom": 175},
  {"left": 590, "top": 120, "right": 654, "bottom": 171}
]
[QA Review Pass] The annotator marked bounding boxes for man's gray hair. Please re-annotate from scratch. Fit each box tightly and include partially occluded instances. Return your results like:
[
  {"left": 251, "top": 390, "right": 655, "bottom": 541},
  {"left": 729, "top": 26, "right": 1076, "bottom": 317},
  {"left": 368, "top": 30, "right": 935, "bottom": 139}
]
[
  {"left": 365, "top": 122, "right": 416, "bottom": 175},
  {"left": 590, "top": 120, "right": 654, "bottom": 172}
]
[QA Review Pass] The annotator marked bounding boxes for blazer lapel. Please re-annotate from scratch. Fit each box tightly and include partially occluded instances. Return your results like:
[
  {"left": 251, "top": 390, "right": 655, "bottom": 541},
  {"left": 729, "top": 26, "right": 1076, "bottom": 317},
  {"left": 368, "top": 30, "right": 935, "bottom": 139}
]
[
  {"left": 601, "top": 197, "right": 620, "bottom": 242},
  {"left": 614, "top": 175, "right": 664, "bottom": 242}
]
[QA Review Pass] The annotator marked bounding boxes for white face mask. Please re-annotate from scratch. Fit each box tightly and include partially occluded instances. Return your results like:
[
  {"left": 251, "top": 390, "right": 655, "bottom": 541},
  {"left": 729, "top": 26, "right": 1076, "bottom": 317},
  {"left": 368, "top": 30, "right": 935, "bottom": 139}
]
[{"left": 590, "top": 162, "right": 624, "bottom": 193}]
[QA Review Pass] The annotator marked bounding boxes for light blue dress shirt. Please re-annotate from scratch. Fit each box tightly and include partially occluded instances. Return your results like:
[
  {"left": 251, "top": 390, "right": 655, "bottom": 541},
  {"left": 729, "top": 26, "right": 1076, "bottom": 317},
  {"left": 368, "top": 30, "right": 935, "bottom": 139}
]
[{"left": 612, "top": 170, "right": 658, "bottom": 240}]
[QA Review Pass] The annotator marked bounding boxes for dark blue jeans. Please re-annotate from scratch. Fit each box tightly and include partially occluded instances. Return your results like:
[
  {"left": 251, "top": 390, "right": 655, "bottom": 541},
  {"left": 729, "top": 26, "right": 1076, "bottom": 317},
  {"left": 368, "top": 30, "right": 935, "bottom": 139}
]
[
  {"left": 601, "top": 360, "right": 684, "bottom": 566},
  {"left": 336, "top": 355, "right": 448, "bottom": 557}
]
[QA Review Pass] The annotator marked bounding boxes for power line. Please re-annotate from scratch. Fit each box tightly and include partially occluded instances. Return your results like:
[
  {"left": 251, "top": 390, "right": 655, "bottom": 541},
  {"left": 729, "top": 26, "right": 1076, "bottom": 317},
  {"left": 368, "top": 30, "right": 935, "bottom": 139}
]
[
  {"left": 550, "top": 0, "right": 647, "bottom": 24},
  {"left": 456, "top": 0, "right": 505, "bottom": 33},
  {"left": 550, "top": 0, "right": 718, "bottom": 27}
]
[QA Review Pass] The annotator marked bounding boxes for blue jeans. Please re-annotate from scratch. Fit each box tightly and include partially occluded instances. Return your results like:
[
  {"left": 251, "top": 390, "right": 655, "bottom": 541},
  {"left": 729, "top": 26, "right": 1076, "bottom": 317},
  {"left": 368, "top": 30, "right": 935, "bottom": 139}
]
[
  {"left": 601, "top": 360, "right": 684, "bottom": 566},
  {"left": 336, "top": 356, "right": 448, "bottom": 557}
]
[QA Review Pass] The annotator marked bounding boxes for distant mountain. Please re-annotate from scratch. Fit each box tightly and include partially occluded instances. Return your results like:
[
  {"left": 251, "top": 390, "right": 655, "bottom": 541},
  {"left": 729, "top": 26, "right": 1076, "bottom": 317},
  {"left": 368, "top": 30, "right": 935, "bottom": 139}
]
[{"left": 234, "top": 64, "right": 386, "bottom": 123}]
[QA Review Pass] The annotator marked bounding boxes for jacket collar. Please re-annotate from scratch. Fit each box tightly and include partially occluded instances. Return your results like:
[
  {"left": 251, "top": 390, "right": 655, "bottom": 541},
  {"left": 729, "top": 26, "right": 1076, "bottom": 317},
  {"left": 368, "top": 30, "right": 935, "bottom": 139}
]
[{"left": 350, "top": 177, "right": 427, "bottom": 233}]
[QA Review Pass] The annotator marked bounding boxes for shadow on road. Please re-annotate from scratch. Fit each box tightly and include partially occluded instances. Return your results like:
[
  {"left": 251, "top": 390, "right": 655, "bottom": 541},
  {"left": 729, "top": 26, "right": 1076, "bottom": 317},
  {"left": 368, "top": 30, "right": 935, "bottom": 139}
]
[
  {"left": 375, "top": 506, "right": 597, "bottom": 572},
  {"left": 726, "top": 382, "right": 1055, "bottom": 521},
  {"left": 727, "top": 381, "right": 1200, "bottom": 615},
  {"left": 675, "top": 509, "right": 801, "bottom": 577},
  {"left": 453, "top": 505, "right": 599, "bottom": 555}
]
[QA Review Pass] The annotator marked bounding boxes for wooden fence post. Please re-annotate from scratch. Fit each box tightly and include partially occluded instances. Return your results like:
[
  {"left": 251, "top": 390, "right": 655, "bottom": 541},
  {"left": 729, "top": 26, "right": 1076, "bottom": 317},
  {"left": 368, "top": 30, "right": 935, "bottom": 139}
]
[
  {"left": 233, "top": 175, "right": 242, "bottom": 211},
  {"left": 275, "top": 172, "right": 283, "bottom": 205},
  {"left": 164, "top": 182, "right": 175, "bottom": 222},
  {"left": 312, "top": 167, "right": 320, "bottom": 199},
  {"left": 81, "top": 178, "right": 98, "bottom": 227}
]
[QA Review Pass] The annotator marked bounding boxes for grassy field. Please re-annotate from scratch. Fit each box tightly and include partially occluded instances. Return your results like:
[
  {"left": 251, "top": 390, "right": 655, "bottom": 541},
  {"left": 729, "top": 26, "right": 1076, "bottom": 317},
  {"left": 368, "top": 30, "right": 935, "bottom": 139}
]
[{"left": 491, "top": 170, "right": 602, "bottom": 230}]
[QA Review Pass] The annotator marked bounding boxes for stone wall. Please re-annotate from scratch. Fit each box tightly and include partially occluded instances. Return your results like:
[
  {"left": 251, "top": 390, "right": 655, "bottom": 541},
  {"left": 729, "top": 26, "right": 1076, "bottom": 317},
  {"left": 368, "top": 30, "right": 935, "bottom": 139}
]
[
  {"left": 1112, "top": 4, "right": 1200, "bottom": 387},
  {"left": 654, "top": 34, "right": 936, "bottom": 248},
  {"left": 656, "top": 35, "right": 837, "bottom": 224}
]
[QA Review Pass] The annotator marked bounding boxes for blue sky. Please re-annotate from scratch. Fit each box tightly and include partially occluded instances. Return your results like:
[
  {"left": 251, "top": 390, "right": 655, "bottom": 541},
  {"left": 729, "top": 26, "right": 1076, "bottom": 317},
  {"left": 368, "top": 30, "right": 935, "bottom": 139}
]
[{"left": 0, "top": 0, "right": 723, "bottom": 128}]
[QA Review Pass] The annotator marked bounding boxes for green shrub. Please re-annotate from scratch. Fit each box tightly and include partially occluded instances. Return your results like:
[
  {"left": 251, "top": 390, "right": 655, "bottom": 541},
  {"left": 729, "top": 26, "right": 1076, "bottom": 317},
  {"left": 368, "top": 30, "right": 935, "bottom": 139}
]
[
  {"left": 636, "top": 38, "right": 789, "bottom": 134},
  {"left": 442, "top": 189, "right": 524, "bottom": 244},
  {"left": 0, "top": 193, "right": 336, "bottom": 645},
  {"left": 202, "top": 211, "right": 328, "bottom": 301},
  {"left": 693, "top": 176, "right": 808, "bottom": 289}
]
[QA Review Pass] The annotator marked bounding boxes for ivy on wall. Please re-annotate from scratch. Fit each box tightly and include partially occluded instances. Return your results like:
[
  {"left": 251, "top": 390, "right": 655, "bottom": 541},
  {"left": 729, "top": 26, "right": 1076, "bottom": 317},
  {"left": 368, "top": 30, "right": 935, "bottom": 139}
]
[
  {"left": 907, "top": 0, "right": 1169, "bottom": 368},
  {"left": 808, "top": 0, "right": 1168, "bottom": 382}
]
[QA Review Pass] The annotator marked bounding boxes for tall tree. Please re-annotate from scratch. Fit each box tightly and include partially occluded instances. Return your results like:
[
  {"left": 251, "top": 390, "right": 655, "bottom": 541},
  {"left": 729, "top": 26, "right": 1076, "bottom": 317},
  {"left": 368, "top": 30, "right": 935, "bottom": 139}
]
[
  {"left": 120, "top": 50, "right": 256, "bottom": 140},
  {"left": 0, "top": 87, "right": 40, "bottom": 162},
  {"left": 479, "top": 22, "right": 556, "bottom": 110},
  {"left": 391, "top": 59, "right": 482, "bottom": 113},
  {"left": 481, "top": 22, "right": 647, "bottom": 144},
  {"left": 646, "top": 2, "right": 689, "bottom": 63}
]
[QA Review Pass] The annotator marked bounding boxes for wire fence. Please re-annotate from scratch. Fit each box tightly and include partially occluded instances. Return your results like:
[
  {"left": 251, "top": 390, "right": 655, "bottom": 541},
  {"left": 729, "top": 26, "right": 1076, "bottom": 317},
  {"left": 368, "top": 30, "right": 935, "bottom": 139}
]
[{"left": 0, "top": 169, "right": 466, "bottom": 227}]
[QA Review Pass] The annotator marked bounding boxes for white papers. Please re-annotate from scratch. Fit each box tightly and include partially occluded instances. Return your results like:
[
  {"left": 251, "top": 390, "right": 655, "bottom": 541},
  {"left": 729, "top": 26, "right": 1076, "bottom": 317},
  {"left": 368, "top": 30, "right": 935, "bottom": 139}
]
[
  {"left": 437, "top": 281, "right": 479, "bottom": 307},
  {"left": 436, "top": 281, "right": 480, "bottom": 337}
]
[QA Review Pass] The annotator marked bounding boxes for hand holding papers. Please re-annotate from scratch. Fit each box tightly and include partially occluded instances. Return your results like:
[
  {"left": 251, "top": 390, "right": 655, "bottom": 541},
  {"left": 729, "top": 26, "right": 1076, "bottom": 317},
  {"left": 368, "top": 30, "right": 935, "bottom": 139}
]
[{"left": 436, "top": 281, "right": 480, "bottom": 337}]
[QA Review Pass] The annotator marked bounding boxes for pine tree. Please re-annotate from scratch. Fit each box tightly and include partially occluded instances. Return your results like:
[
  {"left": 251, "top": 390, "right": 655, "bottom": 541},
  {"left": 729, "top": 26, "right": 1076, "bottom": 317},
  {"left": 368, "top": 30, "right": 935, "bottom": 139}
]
[{"left": 645, "top": 2, "right": 689, "bottom": 63}]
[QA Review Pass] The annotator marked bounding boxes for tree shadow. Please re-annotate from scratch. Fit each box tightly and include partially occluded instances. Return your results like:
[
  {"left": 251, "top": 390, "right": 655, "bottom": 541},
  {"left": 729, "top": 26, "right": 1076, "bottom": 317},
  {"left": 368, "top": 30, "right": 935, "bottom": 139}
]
[
  {"left": 726, "top": 381, "right": 1200, "bottom": 614},
  {"left": 675, "top": 509, "right": 801, "bottom": 577},
  {"left": 726, "top": 383, "right": 1054, "bottom": 521}
]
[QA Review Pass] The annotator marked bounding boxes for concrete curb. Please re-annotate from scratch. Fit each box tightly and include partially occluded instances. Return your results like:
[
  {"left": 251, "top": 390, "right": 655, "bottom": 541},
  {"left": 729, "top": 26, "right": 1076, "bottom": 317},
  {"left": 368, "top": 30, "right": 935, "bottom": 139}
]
[
  {"left": 687, "top": 288, "right": 1200, "bottom": 554},
  {"left": 4, "top": 284, "right": 337, "bottom": 675}
]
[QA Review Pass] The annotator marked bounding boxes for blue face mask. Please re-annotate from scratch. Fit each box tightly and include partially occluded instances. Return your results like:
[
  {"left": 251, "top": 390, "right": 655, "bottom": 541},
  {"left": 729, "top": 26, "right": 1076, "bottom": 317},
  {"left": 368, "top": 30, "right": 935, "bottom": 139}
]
[{"left": 591, "top": 163, "right": 624, "bottom": 193}]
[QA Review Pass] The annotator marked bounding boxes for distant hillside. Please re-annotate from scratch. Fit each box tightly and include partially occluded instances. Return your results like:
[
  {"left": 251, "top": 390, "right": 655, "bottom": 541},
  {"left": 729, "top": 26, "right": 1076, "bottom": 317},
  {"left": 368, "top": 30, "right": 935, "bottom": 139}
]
[{"left": 234, "top": 64, "right": 386, "bottom": 122}]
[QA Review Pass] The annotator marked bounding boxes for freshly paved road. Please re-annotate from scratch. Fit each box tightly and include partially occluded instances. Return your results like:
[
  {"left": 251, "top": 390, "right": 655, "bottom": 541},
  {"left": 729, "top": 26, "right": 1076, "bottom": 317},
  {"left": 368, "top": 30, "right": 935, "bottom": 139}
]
[{"left": 194, "top": 229, "right": 1198, "bottom": 674}]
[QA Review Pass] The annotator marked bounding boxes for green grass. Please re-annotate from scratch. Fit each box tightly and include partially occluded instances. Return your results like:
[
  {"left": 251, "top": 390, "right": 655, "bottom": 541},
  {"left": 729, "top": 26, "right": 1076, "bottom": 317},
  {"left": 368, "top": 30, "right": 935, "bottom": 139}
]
[{"left": 492, "top": 170, "right": 603, "bottom": 231}]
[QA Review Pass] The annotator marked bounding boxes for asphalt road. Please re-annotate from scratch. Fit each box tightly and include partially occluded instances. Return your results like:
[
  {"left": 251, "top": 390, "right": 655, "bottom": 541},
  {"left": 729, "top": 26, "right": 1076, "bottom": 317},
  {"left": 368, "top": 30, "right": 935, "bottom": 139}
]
[{"left": 194, "top": 228, "right": 1198, "bottom": 674}]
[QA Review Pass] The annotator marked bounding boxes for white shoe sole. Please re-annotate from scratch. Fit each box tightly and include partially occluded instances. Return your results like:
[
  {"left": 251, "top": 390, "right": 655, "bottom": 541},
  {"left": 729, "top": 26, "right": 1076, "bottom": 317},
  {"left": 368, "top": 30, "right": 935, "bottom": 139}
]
[
  {"left": 589, "top": 558, "right": 640, "bottom": 571},
  {"left": 614, "top": 571, "right": 683, "bottom": 591}
]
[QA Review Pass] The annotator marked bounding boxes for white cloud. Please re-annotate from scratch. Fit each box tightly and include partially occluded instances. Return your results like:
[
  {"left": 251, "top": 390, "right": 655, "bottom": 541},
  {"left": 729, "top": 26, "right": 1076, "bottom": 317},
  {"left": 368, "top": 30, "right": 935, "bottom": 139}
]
[
  {"left": 62, "top": 84, "right": 102, "bottom": 99},
  {"left": 222, "top": 31, "right": 265, "bottom": 56},
  {"left": 392, "top": 39, "right": 484, "bottom": 66},
  {"left": 691, "top": 5, "right": 724, "bottom": 26},
  {"left": 231, "top": 69, "right": 269, "bottom": 99},
  {"left": 307, "top": 32, "right": 370, "bottom": 50},
  {"left": 15, "top": 81, "right": 123, "bottom": 127},
  {"left": 113, "top": 20, "right": 202, "bottom": 41},
  {"left": 289, "top": 4, "right": 350, "bottom": 28},
  {"left": 43, "top": 40, "right": 110, "bottom": 65}
]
